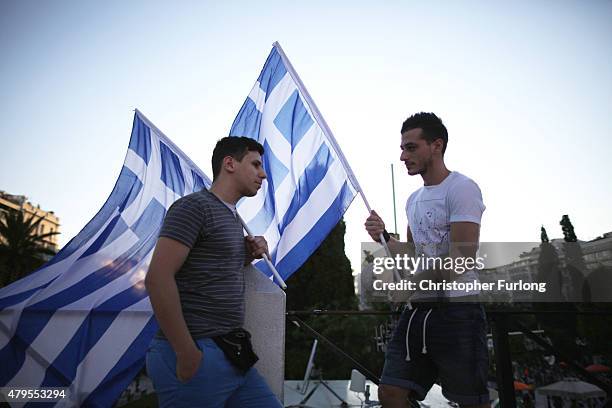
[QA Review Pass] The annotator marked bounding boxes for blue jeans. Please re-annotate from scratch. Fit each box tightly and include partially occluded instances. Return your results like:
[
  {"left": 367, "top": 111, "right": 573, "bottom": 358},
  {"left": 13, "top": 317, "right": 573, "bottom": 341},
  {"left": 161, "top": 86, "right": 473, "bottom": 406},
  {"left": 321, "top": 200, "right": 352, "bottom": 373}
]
[
  {"left": 381, "top": 303, "right": 490, "bottom": 405},
  {"left": 146, "top": 337, "right": 282, "bottom": 408}
]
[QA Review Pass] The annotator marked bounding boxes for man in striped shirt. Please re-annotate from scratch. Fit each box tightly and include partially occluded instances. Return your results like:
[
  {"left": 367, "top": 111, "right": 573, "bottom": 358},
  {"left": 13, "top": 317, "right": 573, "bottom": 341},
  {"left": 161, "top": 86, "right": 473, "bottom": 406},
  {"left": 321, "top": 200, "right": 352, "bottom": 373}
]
[{"left": 145, "top": 137, "right": 282, "bottom": 407}]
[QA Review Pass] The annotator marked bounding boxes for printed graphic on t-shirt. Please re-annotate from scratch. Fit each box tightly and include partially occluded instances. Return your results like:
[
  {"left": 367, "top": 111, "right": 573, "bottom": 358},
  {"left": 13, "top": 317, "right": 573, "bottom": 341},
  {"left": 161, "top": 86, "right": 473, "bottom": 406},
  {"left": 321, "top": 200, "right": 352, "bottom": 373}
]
[
  {"left": 406, "top": 172, "right": 485, "bottom": 299},
  {"left": 413, "top": 204, "right": 449, "bottom": 257}
]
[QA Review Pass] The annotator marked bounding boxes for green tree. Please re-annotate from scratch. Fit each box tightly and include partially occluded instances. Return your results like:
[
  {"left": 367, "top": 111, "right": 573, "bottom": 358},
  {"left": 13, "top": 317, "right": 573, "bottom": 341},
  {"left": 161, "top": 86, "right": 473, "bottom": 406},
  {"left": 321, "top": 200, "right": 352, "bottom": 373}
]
[
  {"left": 580, "top": 265, "right": 612, "bottom": 364},
  {"left": 535, "top": 220, "right": 587, "bottom": 364},
  {"left": 560, "top": 215, "right": 588, "bottom": 301},
  {"left": 286, "top": 218, "right": 356, "bottom": 311},
  {"left": 0, "top": 210, "right": 58, "bottom": 286},
  {"left": 536, "top": 227, "right": 562, "bottom": 301},
  {"left": 560, "top": 215, "right": 577, "bottom": 242},
  {"left": 285, "top": 219, "right": 386, "bottom": 379},
  {"left": 540, "top": 225, "right": 549, "bottom": 243}
]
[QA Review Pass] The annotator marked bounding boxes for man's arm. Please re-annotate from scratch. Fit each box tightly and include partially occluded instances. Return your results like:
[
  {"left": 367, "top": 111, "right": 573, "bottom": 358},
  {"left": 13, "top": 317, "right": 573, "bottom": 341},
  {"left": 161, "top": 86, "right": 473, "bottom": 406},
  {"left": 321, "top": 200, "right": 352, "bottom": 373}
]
[
  {"left": 145, "top": 237, "right": 201, "bottom": 382},
  {"left": 243, "top": 235, "right": 269, "bottom": 265},
  {"left": 445, "top": 221, "right": 480, "bottom": 280},
  {"left": 450, "top": 222, "right": 480, "bottom": 259},
  {"left": 364, "top": 210, "right": 412, "bottom": 255}
]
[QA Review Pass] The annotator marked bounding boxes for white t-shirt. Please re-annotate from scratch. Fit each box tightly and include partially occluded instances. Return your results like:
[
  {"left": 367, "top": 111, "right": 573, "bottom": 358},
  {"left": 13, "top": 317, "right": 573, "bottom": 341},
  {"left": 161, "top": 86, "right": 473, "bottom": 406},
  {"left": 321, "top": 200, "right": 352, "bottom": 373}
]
[{"left": 405, "top": 171, "right": 485, "bottom": 299}]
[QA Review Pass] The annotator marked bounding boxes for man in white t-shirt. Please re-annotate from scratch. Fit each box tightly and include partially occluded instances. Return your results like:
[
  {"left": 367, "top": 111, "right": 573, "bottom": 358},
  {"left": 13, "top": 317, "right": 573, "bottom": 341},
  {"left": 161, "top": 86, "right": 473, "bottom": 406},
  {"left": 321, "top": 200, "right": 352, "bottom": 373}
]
[{"left": 365, "top": 112, "right": 489, "bottom": 408}]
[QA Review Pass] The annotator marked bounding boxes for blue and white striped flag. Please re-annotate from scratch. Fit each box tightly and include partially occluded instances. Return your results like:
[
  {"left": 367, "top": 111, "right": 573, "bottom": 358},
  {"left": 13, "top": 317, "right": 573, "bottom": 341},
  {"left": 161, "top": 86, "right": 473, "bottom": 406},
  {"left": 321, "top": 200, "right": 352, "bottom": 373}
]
[
  {"left": 0, "top": 42, "right": 364, "bottom": 406},
  {"left": 0, "top": 110, "right": 211, "bottom": 407},
  {"left": 230, "top": 42, "right": 359, "bottom": 280}
]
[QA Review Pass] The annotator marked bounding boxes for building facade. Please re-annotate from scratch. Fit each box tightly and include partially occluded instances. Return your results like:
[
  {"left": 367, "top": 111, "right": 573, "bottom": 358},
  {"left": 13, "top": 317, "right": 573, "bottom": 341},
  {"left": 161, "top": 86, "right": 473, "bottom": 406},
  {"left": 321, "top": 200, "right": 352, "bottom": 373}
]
[
  {"left": 0, "top": 190, "right": 60, "bottom": 252},
  {"left": 479, "top": 233, "right": 612, "bottom": 302}
]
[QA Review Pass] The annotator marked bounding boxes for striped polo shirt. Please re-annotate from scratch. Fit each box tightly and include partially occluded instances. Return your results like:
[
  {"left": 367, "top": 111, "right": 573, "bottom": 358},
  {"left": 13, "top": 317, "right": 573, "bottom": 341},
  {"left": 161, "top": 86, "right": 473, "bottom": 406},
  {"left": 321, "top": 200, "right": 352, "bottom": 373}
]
[{"left": 156, "top": 189, "right": 247, "bottom": 339}]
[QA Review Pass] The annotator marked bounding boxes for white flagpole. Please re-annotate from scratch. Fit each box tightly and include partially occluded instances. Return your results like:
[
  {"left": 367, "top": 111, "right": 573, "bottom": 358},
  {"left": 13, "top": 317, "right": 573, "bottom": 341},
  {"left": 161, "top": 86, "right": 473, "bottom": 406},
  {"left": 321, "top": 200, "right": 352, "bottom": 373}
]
[
  {"left": 237, "top": 213, "right": 287, "bottom": 290},
  {"left": 273, "top": 42, "right": 401, "bottom": 283}
]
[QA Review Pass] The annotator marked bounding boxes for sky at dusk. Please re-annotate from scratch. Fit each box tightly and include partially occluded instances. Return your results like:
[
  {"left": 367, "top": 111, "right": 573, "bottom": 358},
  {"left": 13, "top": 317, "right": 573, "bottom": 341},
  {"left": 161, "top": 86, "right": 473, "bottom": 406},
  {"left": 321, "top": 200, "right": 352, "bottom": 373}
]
[{"left": 2, "top": 0, "right": 611, "bottom": 275}]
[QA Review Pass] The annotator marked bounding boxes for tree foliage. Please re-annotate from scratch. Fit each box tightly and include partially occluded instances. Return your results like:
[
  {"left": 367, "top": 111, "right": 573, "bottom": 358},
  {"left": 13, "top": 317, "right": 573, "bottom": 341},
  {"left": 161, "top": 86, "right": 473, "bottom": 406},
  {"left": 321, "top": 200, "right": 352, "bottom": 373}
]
[
  {"left": 0, "top": 210, "right": 58, "bottom": 286},
  {"left": 284, "top": 219, "right": 387, "bottom": 379},
  {"left": 286, "top": 219, "right": 356, "bottom": 311}
]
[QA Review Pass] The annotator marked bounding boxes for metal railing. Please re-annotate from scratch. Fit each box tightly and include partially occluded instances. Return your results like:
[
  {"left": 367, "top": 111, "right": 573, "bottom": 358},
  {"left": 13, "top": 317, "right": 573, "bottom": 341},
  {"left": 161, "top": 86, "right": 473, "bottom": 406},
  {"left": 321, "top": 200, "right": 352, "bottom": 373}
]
[{"left": 287, "top": 307, "right": 612, "bottom": 408}]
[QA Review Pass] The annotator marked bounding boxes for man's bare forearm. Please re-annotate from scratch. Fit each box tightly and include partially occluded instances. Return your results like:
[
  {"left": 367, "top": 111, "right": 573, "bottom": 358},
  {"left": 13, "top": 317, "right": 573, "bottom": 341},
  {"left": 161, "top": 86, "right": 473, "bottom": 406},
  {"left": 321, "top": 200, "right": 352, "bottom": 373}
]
[
  {"left": 146, "top": 275, "right": 194, "bottom": 354},
  {"left": 385, "top": 237, "right": 414, "bottom": 257}
]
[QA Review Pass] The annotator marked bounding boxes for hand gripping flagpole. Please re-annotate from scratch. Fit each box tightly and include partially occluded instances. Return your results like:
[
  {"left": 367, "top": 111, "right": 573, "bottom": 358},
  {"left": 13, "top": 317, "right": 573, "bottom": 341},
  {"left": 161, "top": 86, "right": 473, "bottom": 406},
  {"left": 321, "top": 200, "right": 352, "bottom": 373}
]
[
  {"left": 237, "top": 213, "right": 287, "bottom": 290},
  {"left": 273, "top": 41, "right": 401, "bottom": 283}
]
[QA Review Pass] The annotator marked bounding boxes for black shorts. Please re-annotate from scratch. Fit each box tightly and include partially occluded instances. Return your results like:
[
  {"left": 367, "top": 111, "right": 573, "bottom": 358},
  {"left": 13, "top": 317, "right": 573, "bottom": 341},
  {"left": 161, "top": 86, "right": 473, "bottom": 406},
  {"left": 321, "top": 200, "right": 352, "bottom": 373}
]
[{"left": 380, "top": 303, "right": 490, "bottom": 405}]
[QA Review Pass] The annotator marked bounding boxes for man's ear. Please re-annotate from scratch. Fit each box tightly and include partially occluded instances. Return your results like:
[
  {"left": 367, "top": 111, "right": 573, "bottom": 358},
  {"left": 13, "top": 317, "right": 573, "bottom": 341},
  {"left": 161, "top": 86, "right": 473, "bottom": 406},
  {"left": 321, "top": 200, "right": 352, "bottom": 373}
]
[
  {"left": 223, "top": 156, "right": 236, "bottom": 174},
  {"left": 432, "top": 138, "right": 444, "bottom": 154}
]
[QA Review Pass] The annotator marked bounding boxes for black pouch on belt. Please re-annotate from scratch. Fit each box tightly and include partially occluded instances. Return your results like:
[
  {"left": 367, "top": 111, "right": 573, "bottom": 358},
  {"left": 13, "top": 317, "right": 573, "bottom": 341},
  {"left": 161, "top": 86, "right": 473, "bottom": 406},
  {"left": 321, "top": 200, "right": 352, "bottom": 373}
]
[{"left": 213, "top": 328, "right": 259, "bottom": 372}]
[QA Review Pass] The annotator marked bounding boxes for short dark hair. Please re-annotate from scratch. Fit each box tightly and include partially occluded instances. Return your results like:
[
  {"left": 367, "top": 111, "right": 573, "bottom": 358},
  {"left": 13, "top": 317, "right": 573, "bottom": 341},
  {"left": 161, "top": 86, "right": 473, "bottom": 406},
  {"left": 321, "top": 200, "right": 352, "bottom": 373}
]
[
  {"left": 401, "top": 112, "right": 448, "bottom": 154},
  {"left": 211, "top": 137, "right": 264, "bottom": 180}
]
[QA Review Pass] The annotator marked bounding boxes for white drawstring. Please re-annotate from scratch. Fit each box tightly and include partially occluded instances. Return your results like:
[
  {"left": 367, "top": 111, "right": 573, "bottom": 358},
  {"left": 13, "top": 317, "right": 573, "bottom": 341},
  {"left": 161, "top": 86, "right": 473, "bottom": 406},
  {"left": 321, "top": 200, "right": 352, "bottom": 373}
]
[
  {"left": 422, "top": 309, "right": 433, "bottom": 354},
  {"left": 405, "top": 308, "right": 418, "bottom": 361},
  {"left": 405, "top": 307, "right": 434, "bottom": 361}
]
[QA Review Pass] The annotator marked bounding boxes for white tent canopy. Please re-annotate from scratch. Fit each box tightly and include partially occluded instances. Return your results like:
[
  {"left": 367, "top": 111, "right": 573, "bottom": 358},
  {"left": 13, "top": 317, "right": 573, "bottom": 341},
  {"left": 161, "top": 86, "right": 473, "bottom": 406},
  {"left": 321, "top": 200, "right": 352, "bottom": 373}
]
[
  {"left": 536, "top": 379, "right": 607, "bottom": 408},
  {"left": 537, "top": 380, "right": 605, "bottom": 399}
]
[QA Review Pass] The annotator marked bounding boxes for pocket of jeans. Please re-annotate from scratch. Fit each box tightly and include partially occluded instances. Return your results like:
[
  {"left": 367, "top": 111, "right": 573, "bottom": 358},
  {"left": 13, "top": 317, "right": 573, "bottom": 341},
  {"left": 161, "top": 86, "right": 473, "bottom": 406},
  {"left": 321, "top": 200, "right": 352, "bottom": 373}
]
[
  {"left": 146, "top": 338, "right": 160, "bottom": 353},
  {"left": 178, "top": 351, "right": 206, "bottom": 384},
  {"left": 193, "top": 341, "right": 207, "bottom": 369}
]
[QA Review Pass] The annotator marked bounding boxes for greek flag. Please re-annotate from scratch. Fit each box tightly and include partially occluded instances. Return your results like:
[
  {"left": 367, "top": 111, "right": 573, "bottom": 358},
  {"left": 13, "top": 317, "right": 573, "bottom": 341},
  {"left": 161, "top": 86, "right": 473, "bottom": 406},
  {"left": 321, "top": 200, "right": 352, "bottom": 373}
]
[
  {"left": 230, "top": 42, "right": 359, "bottom": 280},
  {"left": 0, "top": 110, "right": 211, "bottom": 407}
]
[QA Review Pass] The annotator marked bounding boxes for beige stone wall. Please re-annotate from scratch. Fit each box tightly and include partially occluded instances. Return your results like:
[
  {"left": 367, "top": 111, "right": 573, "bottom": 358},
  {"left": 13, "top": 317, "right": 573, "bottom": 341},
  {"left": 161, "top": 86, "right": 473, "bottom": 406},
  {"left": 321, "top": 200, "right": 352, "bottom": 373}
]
[{"left": 0, "top": 192, "right": 60, "bottom": 251}]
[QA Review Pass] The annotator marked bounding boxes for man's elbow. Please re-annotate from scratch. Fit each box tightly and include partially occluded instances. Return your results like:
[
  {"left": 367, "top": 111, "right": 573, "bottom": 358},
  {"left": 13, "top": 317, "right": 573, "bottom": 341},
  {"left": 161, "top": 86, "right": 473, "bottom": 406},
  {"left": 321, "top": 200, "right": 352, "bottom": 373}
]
[{"left": 144, "top": 268, "right": 158, "bottom": 293}]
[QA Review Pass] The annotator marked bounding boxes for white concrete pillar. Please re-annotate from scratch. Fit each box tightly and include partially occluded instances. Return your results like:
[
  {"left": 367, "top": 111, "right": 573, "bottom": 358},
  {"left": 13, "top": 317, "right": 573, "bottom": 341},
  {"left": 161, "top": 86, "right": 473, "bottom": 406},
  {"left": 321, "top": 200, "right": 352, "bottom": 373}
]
[{"left": 243, "top": 265, "right": 286, "bottom": 401}]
